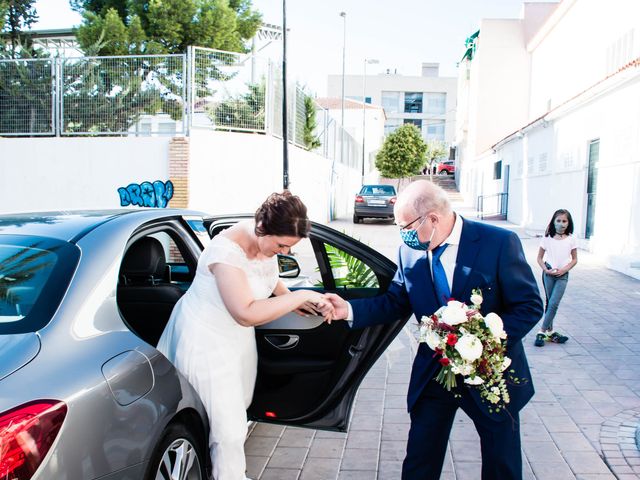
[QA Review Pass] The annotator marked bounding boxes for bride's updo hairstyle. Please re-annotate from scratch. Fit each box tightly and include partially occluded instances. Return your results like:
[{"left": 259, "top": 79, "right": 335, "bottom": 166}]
[{"left": 254, "top": 191, "right": 311, "bottom": 238}]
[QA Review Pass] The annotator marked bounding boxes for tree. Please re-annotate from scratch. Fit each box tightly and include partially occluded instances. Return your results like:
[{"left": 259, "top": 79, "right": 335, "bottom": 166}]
[
  {"left": 72, "top": 0, "right": 262, "bottom": 55},
  {"left": 0, "top": 1, "right": 53, "bottom": 135},
  {"left": 211, "top": 80, "right": 265, "bottom": 131},
  {"left": 0, "top": 0, "right": 38, "bottom": 58},
  {"left": 375, "top": 124, "right": 427, "bottom": 187},
  {"left": 302, "top": 95, "right": 321, "bottom": 151}
]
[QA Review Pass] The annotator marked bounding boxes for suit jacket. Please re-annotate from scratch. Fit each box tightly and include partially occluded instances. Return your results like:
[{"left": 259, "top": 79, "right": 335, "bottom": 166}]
[{"left": 351, "top": 217, "right": 543, "bottom": 420}]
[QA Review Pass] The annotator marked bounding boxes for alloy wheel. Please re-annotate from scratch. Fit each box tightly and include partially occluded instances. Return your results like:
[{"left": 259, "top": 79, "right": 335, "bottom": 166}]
[{"left": 155, "top": 438, "right": 203, "bottom": 480}]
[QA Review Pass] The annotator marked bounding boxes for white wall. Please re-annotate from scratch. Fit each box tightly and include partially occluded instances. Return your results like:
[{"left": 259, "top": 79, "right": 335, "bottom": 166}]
[
  {"left": 0, "top": 132, "right": 362, "bottom": 223},
  {"left": 172, "top": 130, "right": 361, "bottom": 223},
  {"left": 0, "top": 137, "right": 170, "bottom": 213}
]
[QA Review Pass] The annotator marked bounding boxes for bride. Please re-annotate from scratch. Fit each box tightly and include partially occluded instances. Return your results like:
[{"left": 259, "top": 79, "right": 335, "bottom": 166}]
[{"left": 157, "top": 191, "right": 331, "bottom": 480}]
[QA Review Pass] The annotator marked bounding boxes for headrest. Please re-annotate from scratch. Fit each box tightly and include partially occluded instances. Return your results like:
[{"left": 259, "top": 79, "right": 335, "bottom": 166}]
[{"left": 120, "top": 237, "right": 167, "bottom": 279}]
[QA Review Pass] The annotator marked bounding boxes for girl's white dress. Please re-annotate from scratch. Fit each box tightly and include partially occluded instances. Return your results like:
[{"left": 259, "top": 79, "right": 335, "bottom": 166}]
[{"left": 157, "top": 235, "right": 278, "bottom": 480}]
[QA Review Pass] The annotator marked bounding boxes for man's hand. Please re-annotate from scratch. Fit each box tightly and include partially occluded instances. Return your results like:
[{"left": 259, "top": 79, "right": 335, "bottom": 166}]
[{"left": 318, "top": 293, "right": 349, "bottom": 324}]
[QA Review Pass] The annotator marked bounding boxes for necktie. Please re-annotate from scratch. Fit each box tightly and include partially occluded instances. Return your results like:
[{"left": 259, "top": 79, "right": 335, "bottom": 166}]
[{"left": 431, "top": 243, "right": 450, "bottom": 306}]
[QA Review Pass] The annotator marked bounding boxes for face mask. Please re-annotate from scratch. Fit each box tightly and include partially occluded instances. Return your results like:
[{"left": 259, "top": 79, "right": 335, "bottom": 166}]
[
  {"left": 555, "top": 220, "right": 567, "bottom": 232},
  {"left": 400, "top": 218, "right": 434, "bottom": 250}
]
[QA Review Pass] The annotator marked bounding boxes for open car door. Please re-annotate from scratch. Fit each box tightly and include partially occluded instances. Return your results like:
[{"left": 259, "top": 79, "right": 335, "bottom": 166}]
[{"left": 202, "top": 215, "right": 411, "bottom": 432}]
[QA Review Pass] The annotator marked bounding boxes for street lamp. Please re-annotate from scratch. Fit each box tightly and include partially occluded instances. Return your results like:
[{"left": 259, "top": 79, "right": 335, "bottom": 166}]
[
  {"left": 281, "top": 0, "right": 289, "bottom": 190},
  {"left": 361, "top": 58, "right": 379, "bottom": 184},
  {"left": 329, "top": 11, "right": 346, "bottom": 220},
  {"left": 339, "top": 12, "right": 346, "bottom": 163}
]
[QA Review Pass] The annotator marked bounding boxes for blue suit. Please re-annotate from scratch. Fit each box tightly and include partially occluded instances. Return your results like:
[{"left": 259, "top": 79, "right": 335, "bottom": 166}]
[{"left": 351, "top": 218, "right": 543, "bottom": 479}]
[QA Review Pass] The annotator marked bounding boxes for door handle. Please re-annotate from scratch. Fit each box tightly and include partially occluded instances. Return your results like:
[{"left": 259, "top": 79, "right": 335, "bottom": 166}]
[{"left": 265, "top": 334, "right": 300, "bottom": 350}]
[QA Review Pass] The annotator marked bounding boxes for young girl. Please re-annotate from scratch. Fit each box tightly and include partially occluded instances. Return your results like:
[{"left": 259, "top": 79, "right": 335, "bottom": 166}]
[{"left": 535, "top": 209, "right": 578, "bottom": 347}]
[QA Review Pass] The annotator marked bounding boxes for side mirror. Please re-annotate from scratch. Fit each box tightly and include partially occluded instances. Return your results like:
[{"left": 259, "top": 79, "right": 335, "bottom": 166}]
[{"left": 277, "top": 254, "right": 300, "bottom": 278}]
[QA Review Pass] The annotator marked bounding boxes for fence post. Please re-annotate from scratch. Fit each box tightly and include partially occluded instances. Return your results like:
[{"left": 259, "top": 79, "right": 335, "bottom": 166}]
[
  {"left": 290, "top": 84, "right": 296, "bottom": 146},
  {"left": 55, "top": 57, "right": 62, "bottom": 137},
  {"left": 264, "top": 59, "right": 272, "bottom": 135}
]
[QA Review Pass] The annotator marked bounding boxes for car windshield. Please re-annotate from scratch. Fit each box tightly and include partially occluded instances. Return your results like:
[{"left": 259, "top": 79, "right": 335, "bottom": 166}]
[
  {"left": 360, "top": 185, "right": 396, "bottom": 196},
  {"left": 0, "top": 235, "right": 80, "bottom": 335}
]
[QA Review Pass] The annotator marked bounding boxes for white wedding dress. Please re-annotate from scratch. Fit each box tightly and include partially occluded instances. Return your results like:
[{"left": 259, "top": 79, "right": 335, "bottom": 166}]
[{"left": 157, "top": 235, "right": 278, "bottom": 480}]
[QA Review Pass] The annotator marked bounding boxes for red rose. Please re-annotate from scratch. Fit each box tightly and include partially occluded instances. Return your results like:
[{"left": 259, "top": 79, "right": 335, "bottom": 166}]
[
  {"left": 439, "top": 357, "right": 450, "bottom": 366},
  {"left": 446, "top": 333, "right": 458, "bottom": 346},
  {"left": 434, "top": 347, "right": 444, "bottom": 356}
]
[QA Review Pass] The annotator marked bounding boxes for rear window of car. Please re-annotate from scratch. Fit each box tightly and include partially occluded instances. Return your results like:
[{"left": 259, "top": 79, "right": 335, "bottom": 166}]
[
  {"left": 0, "top": 235, "right": 80, "bottom": 335},
  {"left": 360, "top": 185, "right": 396, "bottom": 196}
]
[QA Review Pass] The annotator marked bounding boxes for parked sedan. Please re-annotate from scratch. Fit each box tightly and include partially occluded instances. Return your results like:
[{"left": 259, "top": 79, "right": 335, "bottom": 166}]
[
  {"left": 353, "top": 184, "right": 397, "bottom": 223},
  {"left": 0, "top": 210, "right": 410, "bottom": 480}
]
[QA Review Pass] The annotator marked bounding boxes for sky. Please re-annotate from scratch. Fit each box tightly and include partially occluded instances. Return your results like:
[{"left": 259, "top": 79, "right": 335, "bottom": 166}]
[{"left": 32, "top": 0, "right": 544, "bottom": 96}]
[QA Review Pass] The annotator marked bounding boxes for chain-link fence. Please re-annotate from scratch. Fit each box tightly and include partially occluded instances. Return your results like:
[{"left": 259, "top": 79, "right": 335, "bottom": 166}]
[
  {"left": 0, "top": 58, "right": 54, "bottom": 135},
  {"left": 190, "top": 47, "right": 269, "bottom": 132},
  {"left": 60, "top": 54, "right": 187, "bottom": 135},
  {"left": 0, "top": 49, "right": 359, "bottom": 168}
]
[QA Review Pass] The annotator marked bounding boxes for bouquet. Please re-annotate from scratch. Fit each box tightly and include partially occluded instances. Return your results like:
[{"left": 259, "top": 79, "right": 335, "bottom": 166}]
[{"left": 419, "top": 289, "right": 514, "bottom": 412}]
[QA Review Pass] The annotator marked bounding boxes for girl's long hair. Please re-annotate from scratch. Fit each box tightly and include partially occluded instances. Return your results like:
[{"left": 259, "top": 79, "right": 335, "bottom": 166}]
[{"left": 545, "top": 209, "right": 574, "bottom": 237}]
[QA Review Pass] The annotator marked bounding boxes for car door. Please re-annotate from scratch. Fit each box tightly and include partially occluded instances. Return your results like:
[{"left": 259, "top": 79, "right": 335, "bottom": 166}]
[{"left": 199, "top": 215, "right": 411, "bottom": 432}]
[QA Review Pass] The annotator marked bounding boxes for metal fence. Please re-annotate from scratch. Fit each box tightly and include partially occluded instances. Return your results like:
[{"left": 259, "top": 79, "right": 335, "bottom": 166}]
[
  {"left": 477, "top": 192, "right": 508, "bottom": 220},
  {"left": 0, "top": 48, "right": 358, "bottom": 166}
]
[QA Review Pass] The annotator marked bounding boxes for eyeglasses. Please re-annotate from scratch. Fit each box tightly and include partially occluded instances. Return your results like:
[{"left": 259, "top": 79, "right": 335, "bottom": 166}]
[{"left": 398, "top": 216, "right": 423, "bottom": 232}]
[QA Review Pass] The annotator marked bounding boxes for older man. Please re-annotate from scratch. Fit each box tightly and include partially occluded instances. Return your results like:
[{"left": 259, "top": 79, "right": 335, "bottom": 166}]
[{"left": 325, "top": 180, "right": 543, "bottom": 479}]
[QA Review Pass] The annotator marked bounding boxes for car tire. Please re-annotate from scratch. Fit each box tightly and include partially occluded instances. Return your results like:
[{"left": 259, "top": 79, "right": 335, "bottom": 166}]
[
  {"left": 145, "top": 422, "right": 207, "bottom": 480},
  {"left": 353, "top": 214, "right": 360, "bottom": 224},
  {"left": 439, "top": 170, "right": 448, "bottom": 175}
]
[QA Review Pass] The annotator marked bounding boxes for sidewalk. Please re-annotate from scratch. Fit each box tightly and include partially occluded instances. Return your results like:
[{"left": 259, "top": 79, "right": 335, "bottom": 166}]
[{"left": 245, "top": 209, "right": 640, "bottom": 479}]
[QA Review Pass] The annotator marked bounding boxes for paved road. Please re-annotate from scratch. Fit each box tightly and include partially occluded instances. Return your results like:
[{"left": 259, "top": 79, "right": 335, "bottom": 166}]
[{"left": 245, "top": 206, "right": 640, "bottom": 479}]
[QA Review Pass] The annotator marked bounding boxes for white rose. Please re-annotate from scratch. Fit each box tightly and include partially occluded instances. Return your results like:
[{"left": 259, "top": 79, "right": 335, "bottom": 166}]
[
  {"left": 425, "top": 330, "right": 442, "bottom": 351},
  {"left": 501, "top": 357, "right": 512, "bottom": 372},
  {"left": 464, "top": 376, "right": 484, "bottom": 385},
  {"left": 451, "top": 362, "right": 473, "bottom": 376},
  {"left": 447, "top": 300, "right": 467, "bottom": 310},
  {"left": 440, "top": 304, "right": 468, "bottom": 326},
  {"left": 470, "top": 293, "right": 483, "bottom": 306},
  {"left": 455, "top": 333, "right": 483, "bottom": 361},
  {"left": 484, "top": 312, "right": 507, "bottom": 340}
]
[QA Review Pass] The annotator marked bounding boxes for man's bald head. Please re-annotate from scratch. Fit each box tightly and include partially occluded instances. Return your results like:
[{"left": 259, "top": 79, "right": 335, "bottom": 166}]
[{"left": 395, "top": 180, "right": 452, "bottom": 219}]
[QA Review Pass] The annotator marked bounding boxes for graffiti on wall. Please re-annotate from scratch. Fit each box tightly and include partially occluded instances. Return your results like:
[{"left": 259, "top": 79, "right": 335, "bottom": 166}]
[{"left": 118, "top": 180, "right": 174, "bottom": 208}]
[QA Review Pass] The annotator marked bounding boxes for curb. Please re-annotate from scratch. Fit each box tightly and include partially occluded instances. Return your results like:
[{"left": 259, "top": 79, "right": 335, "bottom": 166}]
[{"left": 600, "top": 409, "right": 640, "bottom": 477}]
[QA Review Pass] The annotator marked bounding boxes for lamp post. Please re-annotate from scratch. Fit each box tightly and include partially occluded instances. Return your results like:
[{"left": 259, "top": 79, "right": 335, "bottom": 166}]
[
  {"left": 361, "top": 58, "right": 379, "bottom": 184},
  {"left": 329, "top": 11, "right": 346, "bottom": 220},
  {"left": 281, "top": 0, "right": 289, "bottom": 190},
  {"left": 339, "top": 11, "right": 346, "bottom": 163}
]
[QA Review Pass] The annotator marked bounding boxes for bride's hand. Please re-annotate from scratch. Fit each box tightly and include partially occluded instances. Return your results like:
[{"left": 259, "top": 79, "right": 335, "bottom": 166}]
[{"left": 294, "top": 301, "right": 321, "bottom": 317}]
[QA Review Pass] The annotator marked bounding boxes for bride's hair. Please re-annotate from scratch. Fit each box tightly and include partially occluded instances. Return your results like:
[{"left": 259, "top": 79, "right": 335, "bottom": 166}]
[{"left": 255, "top": 191, "right": 311, "bottom": 238}]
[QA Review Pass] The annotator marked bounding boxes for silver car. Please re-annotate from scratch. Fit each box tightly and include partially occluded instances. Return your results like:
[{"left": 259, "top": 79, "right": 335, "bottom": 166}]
[{"left": 0, "top": 210, "right": 410, "bottom": 480}]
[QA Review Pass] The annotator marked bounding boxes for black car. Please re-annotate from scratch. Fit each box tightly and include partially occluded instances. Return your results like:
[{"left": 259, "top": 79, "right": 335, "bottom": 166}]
[{"left": 353, "top": 185, "right": 397, "bottom": 223}]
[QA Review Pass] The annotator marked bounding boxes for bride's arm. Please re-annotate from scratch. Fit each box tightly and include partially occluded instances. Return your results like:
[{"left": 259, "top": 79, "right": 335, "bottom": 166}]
[{"left": 211, "top": 263, "right": 326, "bottom": 327}]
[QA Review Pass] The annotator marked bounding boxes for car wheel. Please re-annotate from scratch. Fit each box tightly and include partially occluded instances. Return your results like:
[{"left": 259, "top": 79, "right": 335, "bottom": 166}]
[
  {"left": 145, "top": 423, "right": 206, "bottom": 480},
  {"left": 353, "top": 214, "right": 360, "bottom": 224},
  {"left": 439, "top": 170, "right": 448, "bottom": 175}
]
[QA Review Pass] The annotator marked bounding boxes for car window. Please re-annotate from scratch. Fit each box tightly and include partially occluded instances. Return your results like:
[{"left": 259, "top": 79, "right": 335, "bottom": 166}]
[
  {"left": 280, "top": 237, "right": 322, "bottom": 288},
  {"left": 322, "top": 244, "right": 379, "bottom": 288},
  {"left": 0, "top": 236, "right": 80, "bottom": 334}
]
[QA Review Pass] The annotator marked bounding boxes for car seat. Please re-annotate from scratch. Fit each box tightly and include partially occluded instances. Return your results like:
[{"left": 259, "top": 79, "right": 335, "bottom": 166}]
[{"left": 117, "top": 237, "right": 185, "bottom": 346}]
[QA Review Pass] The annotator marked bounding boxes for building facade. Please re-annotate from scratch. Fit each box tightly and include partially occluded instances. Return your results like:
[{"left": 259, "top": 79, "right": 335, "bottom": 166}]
[
  {"left": 327, "top": 63, "right": 457, "bottom": 146},
  {"left": 456, "top": 0, "right": 640, "bottom": 278}
]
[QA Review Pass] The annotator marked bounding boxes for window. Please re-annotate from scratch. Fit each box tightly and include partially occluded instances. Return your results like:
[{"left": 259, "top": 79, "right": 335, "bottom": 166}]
[
  {"left": 384, "top": 118, "right": 402, "bottom": 136},
  {"left": 493, "top": 160, "right": 502, "bottom": 180},
  {"left": 426, "top": 92, "right": 446, "bottom": 115},
  {"left": 527, "top": 156, "right": 534, "bottom": 174},
  {"left": 403, "top": 118, "right": 422, "bottom": 131},
  {"left": 538, "top": 153, "right": 548, "bottom": 172},
  {"left": 404, "top": 92, "right": 423, "bottom": 113},
  {"left": 0, "top": 238, "right": 80, "bottom": 334},
  {"left": 381, "top": 91, "right": 401, "bottom": 113},
  {"left": 425, "top": 120, "right": 445, "bottom": 141}
]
